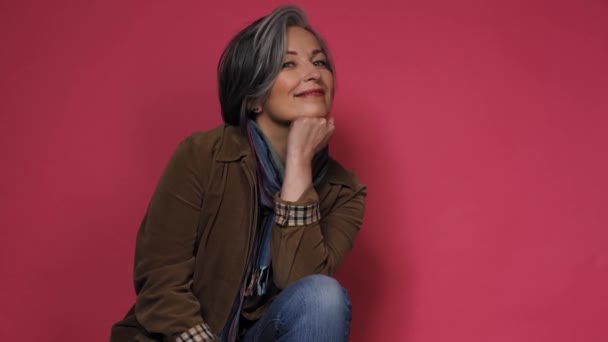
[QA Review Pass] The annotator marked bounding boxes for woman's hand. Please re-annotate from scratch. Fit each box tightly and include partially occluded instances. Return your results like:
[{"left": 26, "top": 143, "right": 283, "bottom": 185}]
[
  {"left": 286, "top": 117, "right": 335, "bottom": 163},
  {"left": 280, "top": 117, "right": 334, "bottom": 202}
]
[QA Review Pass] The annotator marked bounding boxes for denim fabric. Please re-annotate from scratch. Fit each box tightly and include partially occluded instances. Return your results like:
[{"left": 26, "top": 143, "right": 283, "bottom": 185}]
[{"left": 243, "top": 275, "right": 351, "bottom": 342}]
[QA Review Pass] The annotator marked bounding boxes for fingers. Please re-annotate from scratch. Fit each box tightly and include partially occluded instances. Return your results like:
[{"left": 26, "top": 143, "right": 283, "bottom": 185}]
[
  {"left": 287, "top": 116, "right": 336, "bottom": 161},
  {"left": 316, "top": 118, "right": 335, "bottom": 152},
  {"left": 296, "top": 117, "right": 334, "bottom": 143},
  {"left": 292, "top": 116, "right": 334, "bottom": 133}
]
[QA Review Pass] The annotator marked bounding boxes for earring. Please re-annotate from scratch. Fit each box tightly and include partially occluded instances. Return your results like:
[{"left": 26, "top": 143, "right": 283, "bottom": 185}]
[{"left": 252, "top": 107, "right": 261, "bottom": 113}]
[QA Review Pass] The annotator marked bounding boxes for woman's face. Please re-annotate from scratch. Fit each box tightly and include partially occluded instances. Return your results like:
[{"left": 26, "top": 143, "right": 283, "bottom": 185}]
[{"left": 259, "top": 26, "right": 334, "bottom": 125}]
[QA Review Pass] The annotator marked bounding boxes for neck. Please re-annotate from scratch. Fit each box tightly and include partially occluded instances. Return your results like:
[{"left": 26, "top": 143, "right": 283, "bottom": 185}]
[{"left": 254, "top": 114, "right": 289, "bottom": 162}]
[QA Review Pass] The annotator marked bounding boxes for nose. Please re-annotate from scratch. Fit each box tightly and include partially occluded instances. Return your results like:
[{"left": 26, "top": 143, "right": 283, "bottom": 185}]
[{"left": 302, "top": 63, "right": 321, "bottom": 82}]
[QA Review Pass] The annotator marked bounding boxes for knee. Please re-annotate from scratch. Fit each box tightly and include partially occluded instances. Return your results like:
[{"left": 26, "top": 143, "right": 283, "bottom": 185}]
[{"left": 293, "top": 275, "right": 351, "bottom": 318}]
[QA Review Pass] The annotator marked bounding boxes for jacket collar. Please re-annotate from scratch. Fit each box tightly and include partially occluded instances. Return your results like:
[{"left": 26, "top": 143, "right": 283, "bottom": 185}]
[{"left": 215, "top": 125, "right": 251, "bottom": 162}]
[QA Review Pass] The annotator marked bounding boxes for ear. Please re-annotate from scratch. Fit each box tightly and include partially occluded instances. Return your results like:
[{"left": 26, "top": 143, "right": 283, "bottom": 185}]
[{"left": 248, "top": 100, "right": 262, "bottom": 114}]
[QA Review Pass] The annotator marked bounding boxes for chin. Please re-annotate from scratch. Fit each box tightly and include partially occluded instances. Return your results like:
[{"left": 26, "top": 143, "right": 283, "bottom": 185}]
[{"left": 298, "top": 107, "right": 330, "bottom": 118}]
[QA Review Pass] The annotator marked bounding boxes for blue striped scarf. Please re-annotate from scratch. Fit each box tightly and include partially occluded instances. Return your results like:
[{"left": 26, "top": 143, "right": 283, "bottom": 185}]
[{"left": 223, "top": 120, "right": 328, "bottom": 341}]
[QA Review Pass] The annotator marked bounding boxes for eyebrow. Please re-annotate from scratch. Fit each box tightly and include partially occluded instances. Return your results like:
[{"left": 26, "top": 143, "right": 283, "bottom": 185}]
[{"left": 285, "top": 49, "right": 325, "bottom": 56}]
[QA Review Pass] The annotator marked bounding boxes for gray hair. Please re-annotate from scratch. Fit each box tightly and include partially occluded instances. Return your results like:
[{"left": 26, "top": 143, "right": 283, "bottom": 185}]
[{"left": 217, "top": 5, "right": 334, "bottom": 126}]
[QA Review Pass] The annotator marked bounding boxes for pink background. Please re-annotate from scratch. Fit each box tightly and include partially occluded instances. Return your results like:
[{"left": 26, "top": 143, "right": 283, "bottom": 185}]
[{"left": 1, "top": 0, "right": 607, "bottom": 341}]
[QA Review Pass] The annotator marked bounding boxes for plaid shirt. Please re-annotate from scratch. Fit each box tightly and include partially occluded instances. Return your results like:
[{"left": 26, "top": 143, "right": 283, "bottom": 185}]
[
  {"left": 175, "top": 323, "right": 217, "bottom": 342},
  {"left": 274, "top": 201, "right": 321, "bottom": 226},
  {"left": 175, "top": 199, "right": 321, "bottom": 342}
]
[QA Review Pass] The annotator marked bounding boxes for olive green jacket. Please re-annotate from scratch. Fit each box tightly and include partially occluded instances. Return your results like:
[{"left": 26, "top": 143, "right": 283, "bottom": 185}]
[{"left": 111, "top": 125, "right": 366, "bottom": 341}]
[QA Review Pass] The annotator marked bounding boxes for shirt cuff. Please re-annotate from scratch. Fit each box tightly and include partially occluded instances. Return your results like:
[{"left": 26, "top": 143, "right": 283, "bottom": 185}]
[
  {"left": 175, "top": 323, "right": 217, "bottom": 342},
  {"left": 274, "top": 200, "right": 321, "bottom": 226},
  {"left": 274, "top": 186, "right": 321, "bottom": 227}
]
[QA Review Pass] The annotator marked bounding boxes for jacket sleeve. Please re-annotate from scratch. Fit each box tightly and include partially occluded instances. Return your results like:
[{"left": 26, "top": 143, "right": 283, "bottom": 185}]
[
  {"left": 132, "top": 134, "right": 218, "bottom": 341},
  {"left": 270, "top": 180, "right": 367, "bottom": 289}
]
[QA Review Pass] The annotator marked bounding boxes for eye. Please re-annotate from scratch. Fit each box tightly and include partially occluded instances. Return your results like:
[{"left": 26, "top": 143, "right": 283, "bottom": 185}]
[
  {"left": 313, "top": 60, "right": 328, "bottom": 67},
  {"left": 282, "top": 61, "right": 296, "bottom": 69}
]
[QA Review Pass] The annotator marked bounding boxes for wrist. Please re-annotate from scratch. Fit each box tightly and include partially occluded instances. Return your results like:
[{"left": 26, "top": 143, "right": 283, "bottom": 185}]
[
  {"left": 286, "top": 149, "right": 313, "bottom": 165},
  {"left": 280, "top": 164, "right": 312, "bottom": 202}
]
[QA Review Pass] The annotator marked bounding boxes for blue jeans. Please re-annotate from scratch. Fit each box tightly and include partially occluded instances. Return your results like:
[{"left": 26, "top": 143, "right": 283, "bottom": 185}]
[{"left": 242, "top": 274, "right": 352, "bottom": 342}]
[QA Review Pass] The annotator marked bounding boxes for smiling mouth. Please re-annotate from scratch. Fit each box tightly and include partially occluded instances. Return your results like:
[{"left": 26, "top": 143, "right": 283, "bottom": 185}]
[{"left": 295, "top": 89, "right": 325, "bottom": 97}]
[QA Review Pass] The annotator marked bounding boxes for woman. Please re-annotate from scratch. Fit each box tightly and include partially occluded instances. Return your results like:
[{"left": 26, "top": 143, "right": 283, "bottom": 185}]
[{"left": 111, "top": 5, "right": 366, "bottom": 342}]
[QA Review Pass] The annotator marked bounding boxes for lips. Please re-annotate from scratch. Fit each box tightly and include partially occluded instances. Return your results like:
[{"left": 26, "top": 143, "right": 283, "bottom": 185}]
[{"left": 295, "top": 89, "right": 325, "bottom": 97}]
